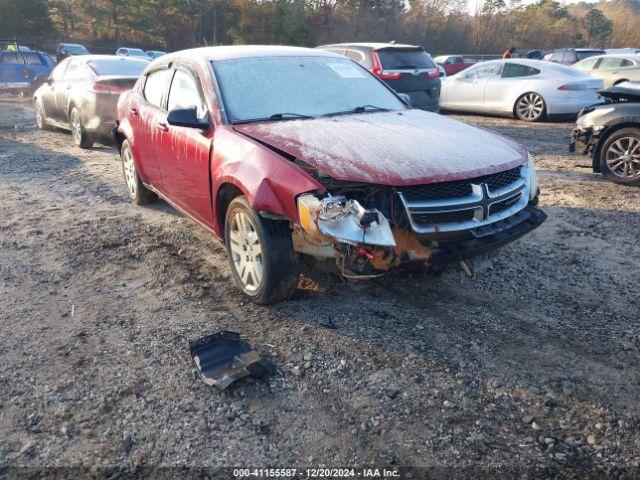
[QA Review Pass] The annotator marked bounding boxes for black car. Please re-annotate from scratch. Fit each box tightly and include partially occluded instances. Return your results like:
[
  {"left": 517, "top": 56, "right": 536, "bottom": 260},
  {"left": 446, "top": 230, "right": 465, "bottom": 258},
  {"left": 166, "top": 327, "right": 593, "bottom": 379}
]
[
  {"left": 56, "top": 43, "right": 90, "bottom": 63},
  {"left": 33, "top": 55, "right": 148, "bottom": 148},
  {"left": 526, "top": 50, "right": 547, "bottom": 60},
  {"left": 317, "top": 42, "right": 441, "bottom": 111},
  {"left": 570, "top": 81, "right": 640, "bottom": 186},
  {"left": 546, "top": 48, "right": 605, "bottom": 66}
]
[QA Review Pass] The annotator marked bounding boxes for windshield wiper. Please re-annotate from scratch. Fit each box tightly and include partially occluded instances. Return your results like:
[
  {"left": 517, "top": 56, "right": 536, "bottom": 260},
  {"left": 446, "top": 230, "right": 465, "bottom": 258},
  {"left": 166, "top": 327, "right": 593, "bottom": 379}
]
[
  {"left": 268, "top": 112, "right": 315, "bottom": 120},
  {"left": 231, "top": 112, "right": 315, "bottom": 125},
  {"left": 322, "top": 105, "right": 391, "bottom": 117}
]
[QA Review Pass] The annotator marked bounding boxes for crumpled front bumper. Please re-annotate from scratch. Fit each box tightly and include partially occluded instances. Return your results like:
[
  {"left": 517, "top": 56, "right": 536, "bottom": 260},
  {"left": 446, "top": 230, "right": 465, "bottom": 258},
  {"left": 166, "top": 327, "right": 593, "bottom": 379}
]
[
  {"left": 570, "top": 126, "right": 600, "bottom": 156},
  {"left": 428, "top": 203, "right": 547, "bottom": 266}
]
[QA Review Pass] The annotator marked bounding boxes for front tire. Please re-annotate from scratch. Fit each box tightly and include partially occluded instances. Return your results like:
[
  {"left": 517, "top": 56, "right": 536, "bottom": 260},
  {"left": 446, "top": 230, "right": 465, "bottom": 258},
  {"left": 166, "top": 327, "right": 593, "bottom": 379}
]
[
  {"left": 70, "top": 107, "right": 93, "bottom": 149},
  {"left": 34, "top": 98, "right": 51, "bottom": 131},
  {"left": 225, "top": 196, "right": 299, "bottom": 304},
  {"left": 515, "top": 92, "right": 546, "bottom": 122},
  {"left": 599, "top": 128, "right": 640, "bottom": 186},
  {"left": 121, "top": 140, "right": 157, "bottom": 204}
]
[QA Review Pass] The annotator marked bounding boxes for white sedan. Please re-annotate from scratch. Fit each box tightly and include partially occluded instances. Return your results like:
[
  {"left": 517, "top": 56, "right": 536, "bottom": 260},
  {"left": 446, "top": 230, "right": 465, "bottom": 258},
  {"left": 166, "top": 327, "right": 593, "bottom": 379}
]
[{"left": 439, "top": 59, "right": 603, "bottom": 121}]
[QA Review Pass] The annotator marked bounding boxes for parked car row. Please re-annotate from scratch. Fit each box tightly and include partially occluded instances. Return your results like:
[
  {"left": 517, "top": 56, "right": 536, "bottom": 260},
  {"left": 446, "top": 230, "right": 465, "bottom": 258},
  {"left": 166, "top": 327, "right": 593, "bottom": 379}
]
[
  {"left": 32, "top": 45, "right": 546, "bottom": 303},
  {"left": 57, "top": 43, "right": 167, "bottom": 62}
]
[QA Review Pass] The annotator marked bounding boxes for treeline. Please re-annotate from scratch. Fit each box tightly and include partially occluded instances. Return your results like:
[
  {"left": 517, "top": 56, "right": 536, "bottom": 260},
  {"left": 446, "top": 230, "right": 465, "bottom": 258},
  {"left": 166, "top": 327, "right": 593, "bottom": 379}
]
[{"left": 2, "top": 0, "right": 640, "bottom": 55}]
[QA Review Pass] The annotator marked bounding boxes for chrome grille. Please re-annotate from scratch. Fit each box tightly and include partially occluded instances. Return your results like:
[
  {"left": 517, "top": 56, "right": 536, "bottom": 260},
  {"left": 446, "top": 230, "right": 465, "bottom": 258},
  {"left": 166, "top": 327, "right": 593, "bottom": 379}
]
[{"left": 398, "top": 166, "right": 529, "bottom": 234}]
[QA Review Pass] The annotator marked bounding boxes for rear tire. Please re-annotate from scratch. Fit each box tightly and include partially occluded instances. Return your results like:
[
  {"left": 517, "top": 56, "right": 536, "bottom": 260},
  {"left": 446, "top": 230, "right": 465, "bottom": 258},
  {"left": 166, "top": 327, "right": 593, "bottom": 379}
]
[
  {"left": 225, "top": 196, "right": 299, "bottom": 304},
  {"left": 121, "top": 140, "right": 157, "bottom": 204},
  {"left": 515, "top": 92, "right": 546, "bottom": 122},
  {"left": 70, "top": 107, "right": 93, "bottom": 149},
  {"left": 599, "top": 128, "right": 640, "bottom": 186}
]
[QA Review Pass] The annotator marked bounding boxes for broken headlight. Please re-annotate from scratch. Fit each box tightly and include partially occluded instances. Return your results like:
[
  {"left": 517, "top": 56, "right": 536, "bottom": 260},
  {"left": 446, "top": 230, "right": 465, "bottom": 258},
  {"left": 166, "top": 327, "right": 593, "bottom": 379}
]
[{"left": 297, "top": 194, "right": 396, "bottom": 247}]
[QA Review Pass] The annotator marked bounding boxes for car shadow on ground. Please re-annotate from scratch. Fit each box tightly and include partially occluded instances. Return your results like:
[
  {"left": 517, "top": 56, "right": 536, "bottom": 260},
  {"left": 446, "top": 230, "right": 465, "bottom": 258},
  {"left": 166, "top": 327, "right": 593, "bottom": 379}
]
[{"left": 268, "top": 203, "right": 640, "bottom": 412}]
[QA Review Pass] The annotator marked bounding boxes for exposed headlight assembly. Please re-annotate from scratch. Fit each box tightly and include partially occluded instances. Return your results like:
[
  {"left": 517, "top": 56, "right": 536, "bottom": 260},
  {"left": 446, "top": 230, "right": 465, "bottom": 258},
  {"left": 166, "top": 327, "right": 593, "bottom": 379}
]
[
  {"left": 298, "top": 194, "right": 396, "bottom": 247},
  {"left": 527, "top": 152, "right": 539, "bottom": 201},
  {"left": 577, "top": 107, "right": 614, "bottom": 127}
]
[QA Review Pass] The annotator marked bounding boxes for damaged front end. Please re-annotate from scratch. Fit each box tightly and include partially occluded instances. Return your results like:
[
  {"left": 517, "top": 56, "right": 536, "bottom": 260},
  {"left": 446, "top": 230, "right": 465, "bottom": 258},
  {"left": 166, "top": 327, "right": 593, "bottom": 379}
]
[
  {"left": 295, "top": 192, "right": 430, "bottom": 278},
  {"left": 292, "top": 159, "right": 546, "bottom": 279}
]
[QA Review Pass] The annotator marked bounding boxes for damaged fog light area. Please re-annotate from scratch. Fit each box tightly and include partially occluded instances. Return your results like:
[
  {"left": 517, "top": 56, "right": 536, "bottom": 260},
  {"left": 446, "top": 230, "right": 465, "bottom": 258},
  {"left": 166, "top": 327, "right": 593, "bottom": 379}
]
[{"left": 298, "top": 194, "right": 396, "bottom": 247}]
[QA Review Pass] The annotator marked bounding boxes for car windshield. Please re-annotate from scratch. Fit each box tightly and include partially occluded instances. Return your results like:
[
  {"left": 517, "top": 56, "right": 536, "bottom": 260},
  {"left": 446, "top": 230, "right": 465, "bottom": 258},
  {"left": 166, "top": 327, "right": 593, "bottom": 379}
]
[
  {"left": 576, "top": 50, "right": 605, "bottom": 61},
  {"left": 212, "top": 56, "right": 405, "bottom": 123},
  {"left": 376, "top": 48, "right": 435, "bottom": 69},
  {"left": 128, "top": 49, "right": 146, "bottom": 57},
  {"left": 89, "top": 58, "right": 148, "bottom": 76},
  {"left": 67, "top": 45, "right": 87, "bottom": 54}
]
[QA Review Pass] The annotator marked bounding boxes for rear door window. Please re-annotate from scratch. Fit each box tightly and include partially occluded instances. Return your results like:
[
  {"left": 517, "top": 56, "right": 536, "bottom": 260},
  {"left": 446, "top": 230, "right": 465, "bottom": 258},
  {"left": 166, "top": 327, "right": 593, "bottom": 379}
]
[
  {"left": 143, "top": 69, "right": 171, "bottom": 109},
  {"left": 376, "top": 49, "right": 435, "bottom": 69},
  {"left": 501, "top": 63, "right": 540, "bottom": 78},
  {"left": 598, "top": 58, "right": 623, "bottom": 70}
]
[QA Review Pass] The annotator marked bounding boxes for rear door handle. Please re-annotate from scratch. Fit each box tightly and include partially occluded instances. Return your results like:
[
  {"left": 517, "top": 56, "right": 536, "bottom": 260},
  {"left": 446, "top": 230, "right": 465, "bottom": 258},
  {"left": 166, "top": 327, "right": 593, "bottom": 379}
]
[{"left": 157, "top": 121, "right": 169, "bottom": 132}]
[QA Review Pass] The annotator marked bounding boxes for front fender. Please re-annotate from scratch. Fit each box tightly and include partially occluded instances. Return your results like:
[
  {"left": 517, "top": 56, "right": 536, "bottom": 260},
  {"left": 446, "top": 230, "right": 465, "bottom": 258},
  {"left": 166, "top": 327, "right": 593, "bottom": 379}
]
[{"left": 211, "top": 127, "right": 324, "bottom": 229}]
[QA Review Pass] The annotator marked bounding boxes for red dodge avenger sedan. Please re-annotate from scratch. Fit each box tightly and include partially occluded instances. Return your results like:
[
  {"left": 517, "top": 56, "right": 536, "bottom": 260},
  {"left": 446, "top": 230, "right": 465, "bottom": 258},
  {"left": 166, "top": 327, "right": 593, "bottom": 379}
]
[{"left": 115, "top": 46, "right": 546, "bottom": 304}]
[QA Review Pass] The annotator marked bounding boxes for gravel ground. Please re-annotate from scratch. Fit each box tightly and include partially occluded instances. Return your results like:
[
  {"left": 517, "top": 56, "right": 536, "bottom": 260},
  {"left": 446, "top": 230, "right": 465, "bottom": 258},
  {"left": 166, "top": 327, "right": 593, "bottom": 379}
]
[{"left": 1, "top": 96, "right": 639, "bottom": 478}]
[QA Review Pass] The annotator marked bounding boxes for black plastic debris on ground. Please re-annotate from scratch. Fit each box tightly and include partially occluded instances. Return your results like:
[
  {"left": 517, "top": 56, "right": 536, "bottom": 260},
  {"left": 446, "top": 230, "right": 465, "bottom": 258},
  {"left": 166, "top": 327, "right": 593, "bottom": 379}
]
[{"left": 189, "top": 331, "right": 275, "bottom": 390}]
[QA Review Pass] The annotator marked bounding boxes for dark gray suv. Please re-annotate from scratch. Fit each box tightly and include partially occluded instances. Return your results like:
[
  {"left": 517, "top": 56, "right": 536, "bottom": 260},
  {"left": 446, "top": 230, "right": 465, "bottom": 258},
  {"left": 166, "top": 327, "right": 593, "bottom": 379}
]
[{"left": 317, "top": 42, "right": 441, "bottom": 111}]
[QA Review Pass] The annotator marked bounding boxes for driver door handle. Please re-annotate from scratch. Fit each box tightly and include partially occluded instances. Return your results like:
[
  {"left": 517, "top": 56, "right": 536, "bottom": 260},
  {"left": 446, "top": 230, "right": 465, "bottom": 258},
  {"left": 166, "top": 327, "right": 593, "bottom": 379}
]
[{"left": 157, "top": 121, "right": 169, "bottom": 132}]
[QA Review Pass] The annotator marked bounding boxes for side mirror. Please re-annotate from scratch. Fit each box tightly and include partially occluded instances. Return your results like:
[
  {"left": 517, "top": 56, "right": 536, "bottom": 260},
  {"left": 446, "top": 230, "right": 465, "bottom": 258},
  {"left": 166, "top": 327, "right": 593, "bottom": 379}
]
[
  {"left": 397, "top": 92, "right": 412, "bottom": 107},
  {"left": 167, "top": 106, "right": 210, "bottom": 130}
]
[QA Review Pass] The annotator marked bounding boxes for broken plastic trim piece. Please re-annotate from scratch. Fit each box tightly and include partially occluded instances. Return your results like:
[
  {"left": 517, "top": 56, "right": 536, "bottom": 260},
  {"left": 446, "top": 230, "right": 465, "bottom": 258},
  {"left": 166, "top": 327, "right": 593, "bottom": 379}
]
[{"left": 189, "top": 331, "right": 275, "bottom": 390}]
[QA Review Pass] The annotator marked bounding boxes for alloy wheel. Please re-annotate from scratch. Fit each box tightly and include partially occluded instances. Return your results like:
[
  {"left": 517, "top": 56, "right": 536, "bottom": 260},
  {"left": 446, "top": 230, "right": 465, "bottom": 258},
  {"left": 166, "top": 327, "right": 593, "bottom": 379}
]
[
  {"left": 516, "top": 93, "right": 544, "bottom": 121},
  {"left": 605, "top": 136, "right": 640, "bottom": 179},
  {"left": 228, "top": 211, "right": 263, "bottom": 293},
  {"left": 71, "top": 110, "right": 82, "bottom": 145},
  {"left": 122, "top": 148, "right": 138, "bottom": 197},
  {"left": 35, "top": 102, "right": 44, "bottom": 129}
]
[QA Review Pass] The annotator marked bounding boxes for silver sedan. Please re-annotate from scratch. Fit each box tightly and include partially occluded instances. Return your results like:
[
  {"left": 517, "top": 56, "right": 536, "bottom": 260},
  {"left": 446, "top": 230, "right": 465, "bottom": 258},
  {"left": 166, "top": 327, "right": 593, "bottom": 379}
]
[{"left": 439, "top": 59, "right": 603, "bottom": 122}]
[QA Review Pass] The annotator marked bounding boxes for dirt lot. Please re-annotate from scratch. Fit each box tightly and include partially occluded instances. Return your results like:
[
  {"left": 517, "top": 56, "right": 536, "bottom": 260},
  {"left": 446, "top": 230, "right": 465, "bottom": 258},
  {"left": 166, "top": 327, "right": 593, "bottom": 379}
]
[{"left": 1, "top": 96, "right": 639, "bottom": 477}]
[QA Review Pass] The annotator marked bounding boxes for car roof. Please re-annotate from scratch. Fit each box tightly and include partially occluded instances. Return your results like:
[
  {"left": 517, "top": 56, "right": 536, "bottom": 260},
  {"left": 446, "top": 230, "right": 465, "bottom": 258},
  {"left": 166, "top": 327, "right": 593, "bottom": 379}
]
[
  {"left": 318, "top": 42, "right": 421, "bottom": 51},
  {"left": 68, "top": 54, "right": 149, "bottom": 63},
  {"left": 159, "top": 45, "right": 341, "bottom": 63},
  {"left": 581, "top": 53, "right": 640, "bottom": 60}
]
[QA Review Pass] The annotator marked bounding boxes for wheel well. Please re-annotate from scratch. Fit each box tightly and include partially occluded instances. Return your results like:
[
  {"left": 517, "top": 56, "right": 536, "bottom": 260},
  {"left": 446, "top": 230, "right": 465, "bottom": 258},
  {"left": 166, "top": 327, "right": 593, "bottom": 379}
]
[
  {"left": 113, "top": 130, "right": 126, "bottom": 153},
  {"left": 216, "top": 183, "right": 244, "bottom": 235},
  {"left": 594, "top": 123, "right": 640, "bottom": 172},
  {"left": 613, "top": 79, "right": 629, "bottom": 85}
]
